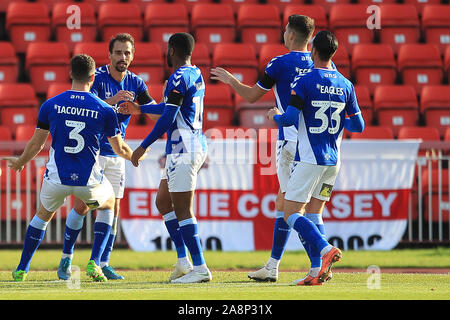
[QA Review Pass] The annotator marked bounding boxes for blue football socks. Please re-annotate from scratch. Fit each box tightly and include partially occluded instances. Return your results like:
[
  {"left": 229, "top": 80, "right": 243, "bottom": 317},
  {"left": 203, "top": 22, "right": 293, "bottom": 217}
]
[
  {"left": 270, "top": 211, "right": 291, "bottom": 261},
  {"left": 62, "top": 208, "right": 85, "bottom": 257},
  {"left": 179, "top": 217, "right": 205, "bottom": 267},
  {"left": 17, "top": 215, "right": 48, "bottom": 272},
  {"left": 163, "top": 211, "right": 188, "bottom": 259},
  {"left": 287, "top": 213, "right": 330, "bottom": 255},
  {"left": 100, "top": 216, "right": 118, "bottom": 267},
  {"left": 90, "top": 209, "right": 113, "bottom": 265}
]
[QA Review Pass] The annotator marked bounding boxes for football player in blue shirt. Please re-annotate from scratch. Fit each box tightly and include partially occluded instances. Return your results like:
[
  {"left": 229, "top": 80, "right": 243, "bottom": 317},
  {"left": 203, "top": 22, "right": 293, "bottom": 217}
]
[
  {"left": 8, "top": 54, "right": 137, "bottom": 282},
  {"left": 211, "top": 15, "right": 325, "bottom": 282},
  {"left": 120, "top": 33, "right": 211, "bottom": 283},
  {"left": 57, "top": 34, "right": 156, "bottom": 281},
  {"left": 268, "top": 30, "right": 365, "bottom": 285}
]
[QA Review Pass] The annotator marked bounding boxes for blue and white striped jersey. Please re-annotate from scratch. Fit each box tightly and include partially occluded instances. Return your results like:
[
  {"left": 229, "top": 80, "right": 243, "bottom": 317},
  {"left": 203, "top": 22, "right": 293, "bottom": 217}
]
[
  {"left": 38, "top": 90, "right": 121, "bottom": 186},
  {"left": 257, "top": 51, "right": 314, "bottom": 142},
  {"left": 292, "top": 68, "right": 361, "bottom": 166},
  {"left": 164, "top": 65, "right": 207, "bottom": 155},
  {"left": 91, "top": 65, "right": 148, "bottom": 157}
]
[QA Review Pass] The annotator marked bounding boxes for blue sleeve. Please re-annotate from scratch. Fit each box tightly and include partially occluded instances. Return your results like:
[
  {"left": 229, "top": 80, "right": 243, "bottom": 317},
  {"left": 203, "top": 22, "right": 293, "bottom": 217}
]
[
  {"left": 90, "top": 75, "right": 101, "bottom": 96},
  {"left": 273, "top": 105, "right": 300, "bottom": 127},
  {"left": 103, "top": 104, "right": 122, "bottom": 137},
  {"left": 141, "top": 104, "right": 179, "bottom": 149},
  {"left": 141, "top": 102, "right": 165, "bottom": 115},
  {"left": 37, "top": 100, "right": 50, "bottom": 127},
  {"left": 344, "top": 113, "right": 365, "bottom": 133}
]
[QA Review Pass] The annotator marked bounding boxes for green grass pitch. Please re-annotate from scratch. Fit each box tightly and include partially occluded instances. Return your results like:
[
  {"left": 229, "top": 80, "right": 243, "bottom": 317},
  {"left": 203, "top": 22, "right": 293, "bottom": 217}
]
[{"left": 0, "top": 248, "right": 449, "bottom": 300}]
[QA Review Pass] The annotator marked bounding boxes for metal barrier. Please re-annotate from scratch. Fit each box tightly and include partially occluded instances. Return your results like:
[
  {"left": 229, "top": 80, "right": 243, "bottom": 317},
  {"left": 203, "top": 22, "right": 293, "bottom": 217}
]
[{"left": 0, "top": 141, "right": 449, "bottom": 246}]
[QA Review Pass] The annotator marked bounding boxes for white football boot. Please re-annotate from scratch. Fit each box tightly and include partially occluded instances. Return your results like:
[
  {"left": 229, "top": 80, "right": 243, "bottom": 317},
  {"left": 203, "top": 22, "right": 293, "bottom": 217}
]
[
  {"left": 248, "top": 264, "right": 278, "bottom": 282},
  {"left": 169, "top": 260, "right": 193, "bottom": 281},
  {"left": 170, "top": 267, "right": 212, "bottom": 284}
]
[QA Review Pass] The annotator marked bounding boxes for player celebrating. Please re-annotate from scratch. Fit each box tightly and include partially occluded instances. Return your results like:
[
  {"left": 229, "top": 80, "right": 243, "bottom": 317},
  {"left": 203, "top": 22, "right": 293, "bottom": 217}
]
[
  {"left": 9, "top": 54, "right": 137, "bottom": 282},
  {"left": 120, "top": 32, "right": 211, "bottom": 283},
  {"left": 211, "top": 15, "right": 324, "bottom": 282},
  {"left": 268, "top": 30, "right": 365, "bottom": 285},
  {"left": 57, "top": 34, "right": 156, "bottom": 281}
]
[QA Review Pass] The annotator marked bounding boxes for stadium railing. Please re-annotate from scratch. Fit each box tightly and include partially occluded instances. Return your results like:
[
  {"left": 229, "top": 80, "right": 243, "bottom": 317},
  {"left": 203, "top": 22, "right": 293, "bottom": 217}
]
[{"left": 0, "top": 139, "right": 449, "bottom": 248}]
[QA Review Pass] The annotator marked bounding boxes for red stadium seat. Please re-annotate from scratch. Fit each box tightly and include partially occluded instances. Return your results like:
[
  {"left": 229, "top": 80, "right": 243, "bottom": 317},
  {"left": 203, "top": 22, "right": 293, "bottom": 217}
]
[
  {"left": 266, "top": 0, "right": 303, "bottom": 14},
  {"left": 445, "top": 127, "right": 450, "bottom": 141},
  {"left": 446, "top": 46, "right": 450, "bottom": 83},
  {"left": 379, "top": 4, "right": 420, "bottom": 54},
  {"left": 98, "top": 3, "right": 143, "bottom": 42},
  {"left": 424, "top": 193, "right": 450, "bottom": 223},
  {"left": 15, "top": 124, "right": 37, "bottom": 142},
  {"left": 0, "top": 108, "right": 38, "bottom": 137},
  {"left": 237, "top": 4, "right": 281, "bottom": 53},
  {"left": 258, "top": 44, "right": 289, "bottom": 75},
  {"left": 129, "top": 42, "right": 164, "bottom": 85},
  {"left": 398, "top": 126, "right": 440, "bottom": 141},
  {"left": 192, "top": 43, "right": 211, "bottom": 81},
  {"left": 235, "top": 90, "right": 277, "bottom": 129},
  {"left": 203, "top": 83, "right": 234, "bottom": 130},
  {"left": 350, "top": 126, "right": 394, "bottom": 140},
  {"left": 191, "top": 4, "right": 236, "bottom": 53},
  {"left": 0, "top": 125, "right": 12, "bottom": 141},
  {"left": 46, "top": 83, "right": 72, "bottom": 100},
  {"left": 422, "top": 5, "right": 450, "bottom": 55},
  {"left": 172, "top": 0, "right": 213, "bottom": 13},
  {"left": 213, "top": 43, "right": 259, "bottom": 85},
  {"left": 5, "top": 2, "right": 51, "bottom": 53},
  {"left": 0, "top": 84, "right": 39, "bottom": 109},
  {"left": 403, "top": 0, "right": 441, "bottom": 15},
  {"left": 373, "top": 85, "right": 419, "bottom": 137},
  {"left": 0, "top": 0, "right": 25, "bottom": 13},
  {"left": 311, "top": 0, "right": 351, "bottom": 15},
  {"left": 125, "top": 125, "right": 155, "bottom": 140},
  {"left": 144, "top": 4, "right": 189, "bottom": 45},
  {"left": 147, "top": 83, "right": 165, "bottom": 104},
  {"left": 397, "top": 44, "right": 444, "bottom": 95},
  {"left": 25, "top": 42, "right": 71, "bottom": 94},
  {"left": 329, "top": 4, "right": 374, "bottom": 53},
  {"left": 82, "top": 0, "right": 121, "bottom": 12},
  {"left": 351, "top": 44, "right": 397, "bottom": 95},
  {"left": 333, "top": 45, "right": 350, "bottom": 79},
  {"left": 420, "top": 85, "right": 450, "bottom": 138},
  {"left": 0, "top": 42, "right": 19, "bottom": 83},
  {"left": 283, "top": 5, "right": 328, "bottom": 35},
  {"left": 73, "top": 42, "right": 109, "bottom": 67},
  {"left": 354, "top": 85, "right": 373, "bottom": 125},
  {"left": 127, "top": 0, "right": 167, "bottom": 12},
  {"left": 52, "top": 2, "right": 97, "bottom": 53},
  {"left": 220, "top": 0, "right": 259, "bottom": 14}
]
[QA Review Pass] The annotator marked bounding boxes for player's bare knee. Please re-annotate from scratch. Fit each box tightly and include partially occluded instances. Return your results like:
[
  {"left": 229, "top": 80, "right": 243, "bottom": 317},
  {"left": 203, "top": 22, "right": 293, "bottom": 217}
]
[
  {"left": 98, "top": 196, "right": 115, "bottom": 210},
  {"left": 114, "top": 198, "right": 121, "bottom": 217},
  {"left": 73, "top": 198, "right": 90, "bottom": 216},
  {"left": 276, "top": 190, "right": 285, "bottom": 211}
]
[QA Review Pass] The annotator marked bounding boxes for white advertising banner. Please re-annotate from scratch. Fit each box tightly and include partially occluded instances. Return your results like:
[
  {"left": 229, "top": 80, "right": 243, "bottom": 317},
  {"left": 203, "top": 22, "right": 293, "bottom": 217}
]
[{"left": 121, "top": 138, "right": 419, "bottom": 251}]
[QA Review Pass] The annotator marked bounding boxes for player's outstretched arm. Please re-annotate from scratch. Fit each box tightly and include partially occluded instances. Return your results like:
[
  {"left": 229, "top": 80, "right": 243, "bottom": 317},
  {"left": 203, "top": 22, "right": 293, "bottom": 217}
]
[
  {"left": 108, "top": 135, "right": 143, "bottom": 161},
  {"left": 210, "top": 67, "right": 267, "bottom": 103},
  {"left": 270, "top": 105, "right": 299, "bottom": 127},
  {"left": 6, "top": 128, "right": 49, "bottom": 172}
]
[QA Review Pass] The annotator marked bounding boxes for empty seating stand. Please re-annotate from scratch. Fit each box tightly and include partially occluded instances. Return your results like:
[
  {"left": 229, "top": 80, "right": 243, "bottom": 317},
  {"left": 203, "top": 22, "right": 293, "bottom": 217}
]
[
  {"left": 144, "top": 4, "right": 189, "bottom": 45},
  {"left": 97, "top": 3, "right": 143, "bottom": 42},
  {"left": 25, "top": 42, "right": 71, "bottom": 94},
  {"left": 351, "top": 44, "right": 397, "bottom": 95},
  {"left": 191, "top": 4, "right": 236, "bottom": 53},
  {"left": 52, "top": 2, "right": 97, "bottom": 53},
  {"left": 6, "top": 2, "right": 51, "bottom": 53},
  {"left": 420, "top": 85, "right": 450, "bottom": 138},
  {"left": 0, "top": 42, "right": 19, "bottom": 83},
  {"left": 373, "top": 85, "right": 419, "bottom": 137},
  {"left": 237, "top": 4, "right": 281, "bottom": 53}
]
